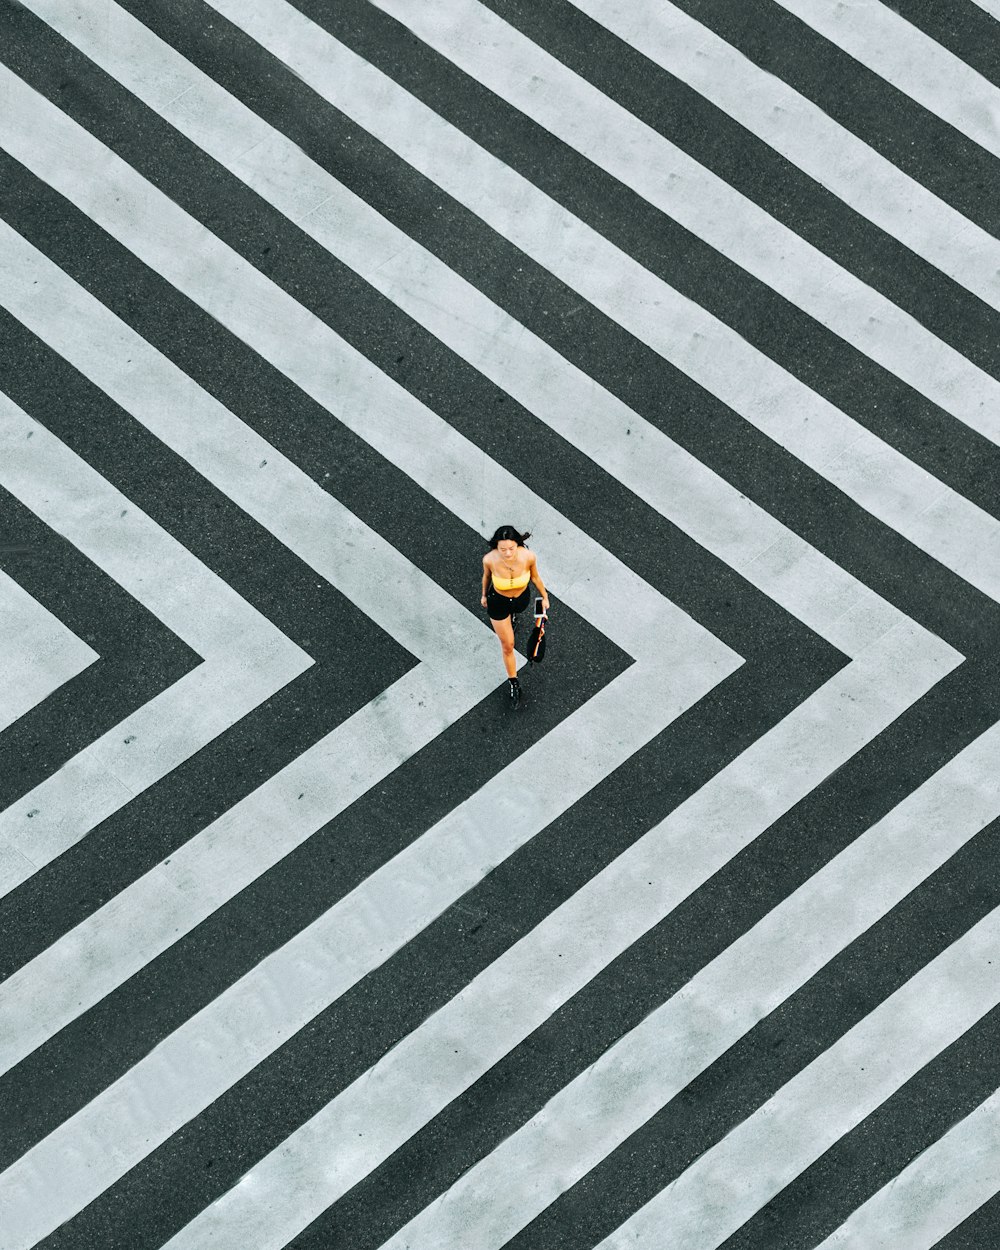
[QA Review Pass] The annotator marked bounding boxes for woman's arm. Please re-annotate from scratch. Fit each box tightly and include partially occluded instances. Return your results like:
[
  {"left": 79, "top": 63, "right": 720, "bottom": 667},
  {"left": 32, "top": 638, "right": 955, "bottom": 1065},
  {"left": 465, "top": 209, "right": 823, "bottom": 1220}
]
[
  {"left": 481, "top": 554, "right": 491, "bottom": 606},
  {"left": 528, "top": 553, "right": 550, "bottom": 612}
]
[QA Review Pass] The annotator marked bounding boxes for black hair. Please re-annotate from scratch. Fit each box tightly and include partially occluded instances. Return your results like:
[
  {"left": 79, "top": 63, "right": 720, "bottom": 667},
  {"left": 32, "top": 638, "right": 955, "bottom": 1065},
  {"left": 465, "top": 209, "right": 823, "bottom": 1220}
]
[{"left": 488, "top": 524, "right": 531, "bottom": 549}]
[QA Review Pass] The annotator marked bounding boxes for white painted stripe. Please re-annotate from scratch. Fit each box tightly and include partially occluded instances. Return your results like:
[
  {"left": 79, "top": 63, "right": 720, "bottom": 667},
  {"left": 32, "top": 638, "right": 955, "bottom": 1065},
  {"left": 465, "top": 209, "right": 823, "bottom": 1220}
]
[
  {"left": 0, "top": 64, "right": 703, "bottom": 666},
  {"left": 0, "top": 658, "right": 473, "bottom": 1074},
  {"left": 776, "top": 0, "right": 1000, "bottom": 162},
  {"left": 0, "top": 569, "right": 97, "bottom": 732},
  {"left": 17, "top": 0, "right": 915, "bottom": 665},
  {"left": 570, "top": 0, "right": 1000, "bottom": 312},
  {"left": 594, "top": 908, "right": 1000, "bottom": 1250},
  {"left": 815, "top": 1087, "right": 1000, "bottom": 1250},
  {"left": 154, "top": 617, "right": 961, "bottom": 1250},
  {"left": 0, "top": 29, "right": 970, "bottom": 1250},
  {"left": 0, "top": 391, "right": 310, "bottom": 895},
  {"left": 0, "top": 76, "right": 709, "bottom": 904},
  {"left": 0, "top": 222, "right": 482, "bottom": 667},
  {"left": 970, "top": 0, "right": 1000, "bottom": 21},
  {"left": 0, "top": 659, "right": 707, "bottom": 1250},
  {"left": 0, "top": 232, "right": 725, "bottom": 1077},
  {"left": 23, "top": 0, "right": 915, "bottom": 654},
  {"left": 0, "top": 24, "right": 960, "bottom": 1245},
  {"left": 381, "top": 663, "right": 997, "bottom": 1250},
  {"left": 366, "top": 0, "right": 1000, "bottom": 446},
  {"left": 0, "top": 70, "right": 736, "bottom": 1240},
  {"left": 196, "top": 0, "right": 1000, "bottom": 607}
]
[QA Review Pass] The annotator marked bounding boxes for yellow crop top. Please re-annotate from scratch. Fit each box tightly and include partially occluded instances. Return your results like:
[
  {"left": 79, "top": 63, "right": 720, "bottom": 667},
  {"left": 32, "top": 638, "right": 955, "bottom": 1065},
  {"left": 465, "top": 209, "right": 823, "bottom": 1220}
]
[{"left": 492, "top": 569, "right": 531, "bottom": 592}]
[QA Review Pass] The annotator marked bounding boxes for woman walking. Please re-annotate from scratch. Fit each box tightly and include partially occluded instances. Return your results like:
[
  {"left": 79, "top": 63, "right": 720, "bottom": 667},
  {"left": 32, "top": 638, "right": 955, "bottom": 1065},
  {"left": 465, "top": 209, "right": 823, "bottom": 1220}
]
[{"left": 481, "top": 525, "right": 550, "bottom": 705}]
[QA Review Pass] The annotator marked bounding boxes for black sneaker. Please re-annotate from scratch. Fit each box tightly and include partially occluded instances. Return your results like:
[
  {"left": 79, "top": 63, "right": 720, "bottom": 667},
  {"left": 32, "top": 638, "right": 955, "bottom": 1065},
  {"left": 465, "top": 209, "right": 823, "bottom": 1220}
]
[{"left": 508, "top": 677, "right": 521, "bottom": 707}]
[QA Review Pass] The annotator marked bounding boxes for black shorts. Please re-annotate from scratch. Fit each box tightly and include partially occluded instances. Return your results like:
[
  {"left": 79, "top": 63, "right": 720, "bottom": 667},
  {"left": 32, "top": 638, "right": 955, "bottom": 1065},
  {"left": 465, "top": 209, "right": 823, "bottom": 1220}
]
[{"left": 486, "top": 583, "right": 531, "bottom": 620}]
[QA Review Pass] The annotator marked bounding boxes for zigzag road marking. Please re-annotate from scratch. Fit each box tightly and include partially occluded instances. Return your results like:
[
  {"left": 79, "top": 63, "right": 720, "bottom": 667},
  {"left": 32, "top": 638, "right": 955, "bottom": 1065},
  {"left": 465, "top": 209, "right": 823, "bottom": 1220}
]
[
  {"left": 0, "top": 87, "right": 736, "bottom": 1250},
  {"left": 0, "top": 390, "right": 310, "bottom": 897},
  {"left": 0, "top": 567, "right": 97, "bottom": 734},
  {"left": 377, "top": 675, "right": 994, "bottom": 1250},
  {"left": 368, "top": 0, "right": 1000, "bottom": 443},
  {"left": 0, "top": 0, "right": 959, "bottom": 1052},
  {"left": 14, "top": 17, "right": 971, "bottom": 1246},
  {"left": 0, "top": 22, "right": 970, "bottom": 1250},
  {"left": 200, "top": 0, "right": 1000, "bottom": 606},
  {"left": 775, "top": 0, "right": 1000, "bottom": 162},
  {"left": 568, "top": 0, "right": 1000, "bottom": 311},
  {"left": 161, "top": 613, "right": 960, "bottom": 1250},
  {"left": 0, "top": 17, "right": 970, "bottom": 1240},
  {"left": 0, "top": 63, "right": 700, "bottom": 663},
  {"left": 24, "top": 0, "right": 929, "bottom": 655},
  {"left": 0, "top": 222, "right": 498, "bottom": 1073},
  {"left": 815, "top": 1086, "right": 1000, "bottom": 1250},
  {"left": 592, "top": 900, "right": 1000, "bottom": 1249},
  {"left": 62, "top": 0, "right": 985, "bottom": 645},
  {"left": 0, "top": 664, "right": 682, "bottom": 1250}
]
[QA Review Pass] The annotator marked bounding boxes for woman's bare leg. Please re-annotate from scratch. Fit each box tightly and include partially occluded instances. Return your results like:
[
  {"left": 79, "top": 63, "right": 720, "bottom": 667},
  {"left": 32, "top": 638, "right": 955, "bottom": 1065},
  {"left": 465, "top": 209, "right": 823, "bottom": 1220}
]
[{"left": 490, "top": 616, "right": 517, "bottom": 678}]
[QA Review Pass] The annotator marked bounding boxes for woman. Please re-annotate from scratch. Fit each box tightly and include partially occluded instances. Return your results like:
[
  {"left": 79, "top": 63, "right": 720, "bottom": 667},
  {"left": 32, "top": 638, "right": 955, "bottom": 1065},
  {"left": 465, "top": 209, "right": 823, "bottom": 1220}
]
[{"left": 481, "top": 524, "right": 550, "bottom": 705}]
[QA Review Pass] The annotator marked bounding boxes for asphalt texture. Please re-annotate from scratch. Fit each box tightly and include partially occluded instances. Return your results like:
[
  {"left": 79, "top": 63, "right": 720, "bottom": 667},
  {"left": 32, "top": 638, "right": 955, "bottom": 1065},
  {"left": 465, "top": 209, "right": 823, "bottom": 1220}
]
[{"left": 2, "top": 1, "right": 1000, "bottom": 1249}]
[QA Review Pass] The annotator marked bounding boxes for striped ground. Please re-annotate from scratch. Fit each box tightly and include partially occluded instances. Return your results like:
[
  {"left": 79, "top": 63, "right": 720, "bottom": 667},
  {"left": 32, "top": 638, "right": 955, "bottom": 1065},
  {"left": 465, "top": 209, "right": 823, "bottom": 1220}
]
[{"left": 1, "top": 1, "right": 999, "bottom": 1247}]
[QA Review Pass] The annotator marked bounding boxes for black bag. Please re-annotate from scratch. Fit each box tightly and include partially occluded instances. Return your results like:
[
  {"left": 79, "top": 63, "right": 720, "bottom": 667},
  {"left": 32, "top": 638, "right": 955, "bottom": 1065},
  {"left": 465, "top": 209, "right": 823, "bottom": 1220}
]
[{"left": 527, "top": 616, "right": 547, "bottom": 663}]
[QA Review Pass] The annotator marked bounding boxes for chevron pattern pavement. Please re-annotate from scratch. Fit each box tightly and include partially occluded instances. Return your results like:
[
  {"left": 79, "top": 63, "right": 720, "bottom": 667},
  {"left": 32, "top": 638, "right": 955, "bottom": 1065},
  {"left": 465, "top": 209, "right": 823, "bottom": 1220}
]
[{"left": 1, "top": 1, "right": 999, "bottom": 1248}]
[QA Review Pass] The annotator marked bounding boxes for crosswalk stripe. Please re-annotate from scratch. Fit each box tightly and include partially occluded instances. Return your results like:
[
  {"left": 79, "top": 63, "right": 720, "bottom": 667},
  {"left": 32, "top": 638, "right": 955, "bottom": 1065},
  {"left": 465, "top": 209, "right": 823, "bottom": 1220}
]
[
  {"left": 4, "top": 0, "right": 956, "bottom": 1048},
  {"left": 0, "top": 226, "right": 510, "bottom": 1072},
  {"left": 0, "top": 662, "right": 688, "bottom": 1250},
  {"left": 195, "top": 0, "right": 1000, "bottom": 606},
  {"left": 0, "top": 63, "right": 706, "bottom": 666},
  {"left": 774, "top": 0, "right": 1000, "bottom": 162},
  {"left": 970, "top": 0, "right": 1000, "bottom": 21},
  {"left": 0, "top": 59, "right": 739, "bottom": 1238},
  {"left": 814, "top": 1086, "right": 1000, "bottom": 1250},
  {"left": 0, "top": 17, "right": 950, "bottom": 1240},
  {"left": 0, "top": 4, "right": 995, "bottom": 1247},
  {"left": 367, "top": 0, "right": 1000, "bottom": 446},
  {"left": 374, "top": 688, "right": 996, "bottom": 1250},
  {"left": 20, "top": 0, "right": 924, "bottom": 653},
  {"left": 0, "top": 568, "right": 97, "bottom": 734},
  {"left": 0, "top": 388, "right": 310, "bottom": 898},
  {"left": 568, "top": 0, "right": 1000, "bottom": 313},
  {"left": 590, "top": 901, "right": 1000, "bottom": 1250},
  {"left": 0, "top": 443, "right": 201, "bottom": 829},
  {"left": 0, "top": 225, "right": 482, "bottom": 667},
  {"left": 160, "top": 615, "right": 960, "bottom": 1250}
]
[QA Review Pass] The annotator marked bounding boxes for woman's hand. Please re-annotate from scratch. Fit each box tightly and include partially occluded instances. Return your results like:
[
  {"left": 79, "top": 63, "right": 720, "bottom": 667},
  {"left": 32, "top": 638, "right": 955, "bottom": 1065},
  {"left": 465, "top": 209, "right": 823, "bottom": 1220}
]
[
  {"left": 481, "top": 594, "right": 488, "bottom": 608},
  {"left": 542, "top": 596, "right": 550, "bottom": 613}
]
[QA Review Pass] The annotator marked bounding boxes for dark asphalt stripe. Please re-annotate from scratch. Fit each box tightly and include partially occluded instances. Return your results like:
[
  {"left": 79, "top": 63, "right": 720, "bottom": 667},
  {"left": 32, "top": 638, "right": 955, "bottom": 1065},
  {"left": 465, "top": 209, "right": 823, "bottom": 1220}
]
[
  {"left": 9, "top": 0, "right": 1000, "bottom": 567},
  {"left": 936, "top": 1189, "right": 1000, "bottom": 1250},
  {"left": 3, "top": 11, "right": 994, "bottom": 1245},
  {"left": 19, "top": 0, "right": 998, "bottom": 530},
  {"left": 288, "top": 656, "right": 994, "bottom": 1250},
  {"left": 0, "top": 238, "right": 420, "bottom": 980},
  {"left": 0, "top": 21, "right": 852, "bottom": 1233},
  {"left": 886, "top": 0, "right": 1000, "bottom": 89},
  {"left": 33, "top": 632, "right": 840, "bottom": 1250},
  {"left": 0, "top": 135, "right": 667, "bottom": 1172},
  {"left": 275, "top": 0, "right": 1000, "bottom": 523},
  {"left": 719, "top": 1000, "right": 1000, "bottom": 1250},
  {"left": 0, "top": 140, "right": 828, "bottom": 1185},
  {"left": 0, "top": 465, "right": 198, "bottom": 812},
  {"left": 668, "top": 0, "right": 1000, "bottom": 236},
  {"left": 478, "top": 0, "right": 1000, "bottom": 380},
  {"left": 501, "top": 763, "right": 1000, "bottom": 1250}
]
